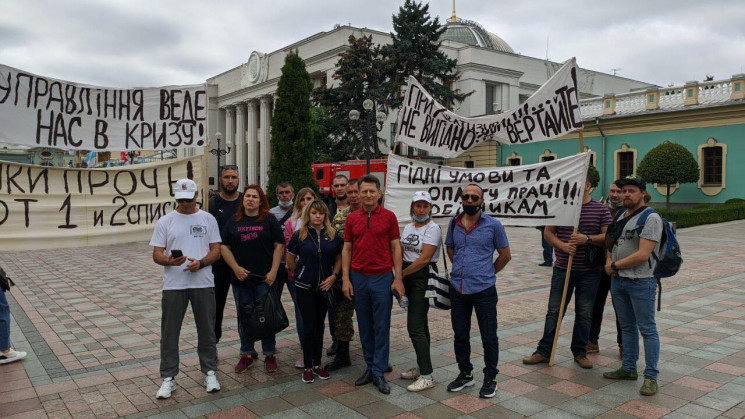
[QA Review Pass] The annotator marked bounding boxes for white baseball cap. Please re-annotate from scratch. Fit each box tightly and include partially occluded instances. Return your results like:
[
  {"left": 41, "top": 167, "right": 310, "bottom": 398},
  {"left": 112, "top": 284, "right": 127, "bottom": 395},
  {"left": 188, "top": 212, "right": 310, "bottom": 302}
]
[
  {"left": 174, "top": 179, "right": 198, "bottom": 200},
  {"left": 411, "top": 191, "right": 432, "bottom": 204}
]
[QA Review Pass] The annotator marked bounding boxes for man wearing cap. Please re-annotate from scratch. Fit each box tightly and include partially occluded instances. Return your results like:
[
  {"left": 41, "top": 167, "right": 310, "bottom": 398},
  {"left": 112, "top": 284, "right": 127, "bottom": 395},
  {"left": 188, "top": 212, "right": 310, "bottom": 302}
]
[
  {"left": 603, "top": 175, "right": 662, "bottom": 396},
  {"left": 150, "top": 179, "right": 222, "bottom": 399},
  {"left": 445, "top": 184, "right": 511, "bottom": 399}
]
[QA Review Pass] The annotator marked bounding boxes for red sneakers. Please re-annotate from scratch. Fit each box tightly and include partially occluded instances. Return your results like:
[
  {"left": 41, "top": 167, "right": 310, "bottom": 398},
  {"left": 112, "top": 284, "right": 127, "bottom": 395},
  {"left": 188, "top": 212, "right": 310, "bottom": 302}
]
[
  {"left": 313, "top": 366, "right": 330, "bottom": 380},
  {"left": 234, "top": 355, "right": 254, "bottom": 373},
  {"left": 265, "top": 355, "right": 278, "bottom": 373},
  {"left": 302, "top": 368, "right": 314, "bottom": 383}
]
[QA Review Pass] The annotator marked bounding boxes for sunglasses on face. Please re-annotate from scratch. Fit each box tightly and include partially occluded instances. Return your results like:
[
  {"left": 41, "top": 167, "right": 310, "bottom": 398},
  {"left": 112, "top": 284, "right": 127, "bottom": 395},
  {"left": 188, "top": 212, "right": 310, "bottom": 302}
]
[{"left": 462, "top": 194, "right": 481, "bottom": 202}]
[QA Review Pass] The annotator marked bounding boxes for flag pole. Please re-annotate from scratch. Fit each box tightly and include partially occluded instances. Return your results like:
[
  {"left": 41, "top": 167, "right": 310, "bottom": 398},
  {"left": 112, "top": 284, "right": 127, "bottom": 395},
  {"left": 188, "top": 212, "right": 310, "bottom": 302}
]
[{"left": 548, "top": 130, "right": 585, "bottom": 366}]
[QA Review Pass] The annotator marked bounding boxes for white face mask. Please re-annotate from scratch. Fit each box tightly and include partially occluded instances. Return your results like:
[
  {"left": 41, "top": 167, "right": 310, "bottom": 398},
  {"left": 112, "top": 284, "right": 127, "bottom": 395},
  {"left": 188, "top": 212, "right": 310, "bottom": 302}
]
[{"left": 279, "top": 199, "right": 293, "bottom": 208}]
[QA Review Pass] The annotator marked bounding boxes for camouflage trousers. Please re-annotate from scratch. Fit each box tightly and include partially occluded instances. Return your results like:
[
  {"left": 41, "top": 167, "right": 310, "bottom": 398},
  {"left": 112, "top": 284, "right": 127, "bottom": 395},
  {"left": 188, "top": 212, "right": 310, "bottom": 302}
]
[{"left": 334, "top": 298, "right": 355, "bottom": 342}]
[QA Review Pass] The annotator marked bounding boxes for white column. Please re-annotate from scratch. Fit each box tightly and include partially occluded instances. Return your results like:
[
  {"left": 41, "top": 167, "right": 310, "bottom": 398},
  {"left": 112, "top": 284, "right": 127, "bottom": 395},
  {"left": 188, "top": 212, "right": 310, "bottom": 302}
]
[
  {"left": 246, "top": 101, "right": 258, "bottom": 185},
  {"left": 235, "top": 103, "right": 246, "bottom": 188},
  {"left": 259, "top": 96, "right": 271, "bottom": 189},
  {"left": 225, "top": 107, "right": 235, "bottom": 165}
]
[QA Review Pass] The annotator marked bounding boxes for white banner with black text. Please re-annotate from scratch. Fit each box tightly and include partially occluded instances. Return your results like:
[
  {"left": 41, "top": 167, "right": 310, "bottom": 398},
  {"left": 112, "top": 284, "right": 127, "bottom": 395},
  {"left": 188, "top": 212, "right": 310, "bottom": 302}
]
[
  {"left": 384, "top": 153, "right": 590, "bottom": 227},
  {"left": 0, "top": 63, "right": 208, "bottom": 151},
  {"left": 395, "top": 58, "right": 583, "bottom": 158}
]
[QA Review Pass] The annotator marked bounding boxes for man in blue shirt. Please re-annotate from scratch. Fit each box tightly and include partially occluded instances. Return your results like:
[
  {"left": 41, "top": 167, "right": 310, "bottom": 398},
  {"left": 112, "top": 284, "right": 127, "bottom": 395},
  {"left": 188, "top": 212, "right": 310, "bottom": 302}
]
[{"left": 445, "top": 184, "right": 511, "bottom": 399}]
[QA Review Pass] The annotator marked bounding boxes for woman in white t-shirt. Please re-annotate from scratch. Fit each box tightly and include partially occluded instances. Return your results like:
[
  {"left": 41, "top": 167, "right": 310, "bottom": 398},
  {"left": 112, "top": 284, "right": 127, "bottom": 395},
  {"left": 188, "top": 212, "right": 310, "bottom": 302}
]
[{"left": 399, "top": 191, "right": 441, "bottom": 392}]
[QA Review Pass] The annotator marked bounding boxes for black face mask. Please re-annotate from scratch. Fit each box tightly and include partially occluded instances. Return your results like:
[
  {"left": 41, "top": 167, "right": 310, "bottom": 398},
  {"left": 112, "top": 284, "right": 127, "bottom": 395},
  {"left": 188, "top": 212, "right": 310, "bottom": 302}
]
[{"left": 462, "top": 204, "right": 481, "bottom": 216}]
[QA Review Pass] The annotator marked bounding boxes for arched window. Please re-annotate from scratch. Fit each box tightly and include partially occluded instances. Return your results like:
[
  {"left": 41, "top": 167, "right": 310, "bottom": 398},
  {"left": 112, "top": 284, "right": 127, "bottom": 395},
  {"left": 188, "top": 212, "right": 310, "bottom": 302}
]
[
  {"left": 539, "top": 149, "right": 557, "bottom": 163},
  {"left": 506, "top": 151, "right": 522, "bottom": 166}
]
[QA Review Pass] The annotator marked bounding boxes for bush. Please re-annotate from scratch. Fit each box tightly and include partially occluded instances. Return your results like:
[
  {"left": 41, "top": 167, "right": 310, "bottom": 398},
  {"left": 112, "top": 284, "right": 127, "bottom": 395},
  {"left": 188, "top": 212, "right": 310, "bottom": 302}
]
[
  {"left": 692, "top": 203, "right": 712, "bottom": 209},
  {"left": 724, "top": 198, "right": 745, "bottom": 205},
  {"left": 656, "top": 203, "right": 745, "bottom": 228}
]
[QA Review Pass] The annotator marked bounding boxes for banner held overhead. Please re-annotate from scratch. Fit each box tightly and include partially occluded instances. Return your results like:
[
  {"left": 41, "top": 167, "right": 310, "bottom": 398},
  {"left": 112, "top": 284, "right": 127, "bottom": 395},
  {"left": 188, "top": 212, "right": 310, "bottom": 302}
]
[
  {"left": 395, "top": 58, "right": 583, "bottom": 158},
  {"left": 0, "top": 63, "right": 208, "bottom": 151},
  {"left": 0, "top": 156, "right": 204, "bottom": 251},
  {"left": 384, "top": 153, "right": 590, "bottom": 227}
]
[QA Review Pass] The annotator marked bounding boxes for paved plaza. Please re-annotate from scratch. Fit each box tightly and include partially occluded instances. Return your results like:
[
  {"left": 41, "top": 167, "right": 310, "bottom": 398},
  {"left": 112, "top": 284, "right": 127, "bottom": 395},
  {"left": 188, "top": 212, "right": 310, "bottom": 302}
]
[{"left": 1, "top": 220, "right": 744, "bottom": 418}]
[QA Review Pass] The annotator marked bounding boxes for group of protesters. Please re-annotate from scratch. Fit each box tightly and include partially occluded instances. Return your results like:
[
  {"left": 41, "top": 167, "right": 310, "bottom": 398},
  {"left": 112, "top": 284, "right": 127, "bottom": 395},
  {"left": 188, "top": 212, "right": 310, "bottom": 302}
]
[{"left": 148, "top": 163, "right": 664, "bottom": 400}]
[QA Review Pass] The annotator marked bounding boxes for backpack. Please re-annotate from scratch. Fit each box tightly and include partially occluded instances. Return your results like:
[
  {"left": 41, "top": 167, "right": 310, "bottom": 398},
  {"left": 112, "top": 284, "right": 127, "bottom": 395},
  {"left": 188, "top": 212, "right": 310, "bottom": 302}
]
[{"left": 635, "top": 208, "right": 683, "bottom": 311}]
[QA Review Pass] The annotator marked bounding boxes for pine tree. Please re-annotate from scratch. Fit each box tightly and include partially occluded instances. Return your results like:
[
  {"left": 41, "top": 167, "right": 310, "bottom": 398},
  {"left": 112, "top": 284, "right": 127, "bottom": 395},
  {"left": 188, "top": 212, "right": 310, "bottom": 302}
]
[
  {"left": 313, "top": 35, "right": 387, "bottom": 160},
  {"left": 267, "top": 51, "right": 318, "bottom": 203},
  {"left": 381, "top": 0, "right": 469, "bottom": 109}
]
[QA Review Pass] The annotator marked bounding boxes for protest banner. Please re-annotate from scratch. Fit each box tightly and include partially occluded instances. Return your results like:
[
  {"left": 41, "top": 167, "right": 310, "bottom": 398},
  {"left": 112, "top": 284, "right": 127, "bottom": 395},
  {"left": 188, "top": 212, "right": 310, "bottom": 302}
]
[
  {"left": 384, "top": 152, "right": 590, "bottom": 227},
  {"left": 0, "top": 156, "right": 204, "bottom": 251},
  {"left": 395, "top": 58, "right": 583, "bottom": 158},
  {"left": 0, "top": 63, "right": 208, "bottom": 151}
]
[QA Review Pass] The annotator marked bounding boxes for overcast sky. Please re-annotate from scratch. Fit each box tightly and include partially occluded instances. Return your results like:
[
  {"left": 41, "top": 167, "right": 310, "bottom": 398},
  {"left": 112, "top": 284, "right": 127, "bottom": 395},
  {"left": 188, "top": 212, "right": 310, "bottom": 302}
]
[{"left": 1, "top": 0, "right": 743, "bottom": 89}]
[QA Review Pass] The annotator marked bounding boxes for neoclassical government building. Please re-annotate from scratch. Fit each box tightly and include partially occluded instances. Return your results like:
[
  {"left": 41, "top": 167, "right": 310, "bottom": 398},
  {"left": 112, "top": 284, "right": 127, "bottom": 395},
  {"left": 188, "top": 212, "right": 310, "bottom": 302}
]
[{"left": 203, "top": 13, "right": 654, "bottom": 189}]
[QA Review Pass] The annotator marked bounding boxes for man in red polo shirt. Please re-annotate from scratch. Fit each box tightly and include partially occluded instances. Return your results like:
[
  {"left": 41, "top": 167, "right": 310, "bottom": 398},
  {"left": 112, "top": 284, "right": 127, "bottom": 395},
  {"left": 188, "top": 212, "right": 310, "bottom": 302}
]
[{"left": 342, "top": 175, "right": 404, "bottom": 395}]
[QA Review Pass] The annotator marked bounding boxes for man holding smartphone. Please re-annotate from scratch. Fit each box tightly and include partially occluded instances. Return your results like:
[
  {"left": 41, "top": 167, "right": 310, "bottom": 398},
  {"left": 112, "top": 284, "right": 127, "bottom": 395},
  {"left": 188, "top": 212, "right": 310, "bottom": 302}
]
[{"left": 150, "top": 179, "right": 222, "bottom": 399}]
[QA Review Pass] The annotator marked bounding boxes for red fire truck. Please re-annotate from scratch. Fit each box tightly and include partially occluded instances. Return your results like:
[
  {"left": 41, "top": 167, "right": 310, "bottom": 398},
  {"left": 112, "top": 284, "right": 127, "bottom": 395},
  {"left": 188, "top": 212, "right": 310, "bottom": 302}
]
[{"left": 313, "top": 159, "right": 388, "bottom": 198}]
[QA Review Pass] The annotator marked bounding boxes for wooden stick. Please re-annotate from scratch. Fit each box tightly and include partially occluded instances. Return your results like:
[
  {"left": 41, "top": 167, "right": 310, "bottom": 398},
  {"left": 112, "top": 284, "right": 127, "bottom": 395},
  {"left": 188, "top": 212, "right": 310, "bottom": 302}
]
[{"left": 548, "top": 130, "right": 585, "bottom": 366}]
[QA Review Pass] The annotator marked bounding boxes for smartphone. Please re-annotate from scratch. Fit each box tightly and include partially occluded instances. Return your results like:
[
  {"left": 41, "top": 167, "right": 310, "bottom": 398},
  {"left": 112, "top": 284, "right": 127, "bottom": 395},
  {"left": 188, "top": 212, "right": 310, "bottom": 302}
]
[{"left": 170, "top": 249, "right": 184, "bottom": 258}]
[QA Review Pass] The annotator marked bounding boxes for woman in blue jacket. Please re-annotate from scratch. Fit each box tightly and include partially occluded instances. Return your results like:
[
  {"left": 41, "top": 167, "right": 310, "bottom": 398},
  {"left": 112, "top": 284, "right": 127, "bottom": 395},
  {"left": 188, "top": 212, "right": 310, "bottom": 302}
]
[{"left": 287, "top": 200, "right": 342, "bottom": 383}]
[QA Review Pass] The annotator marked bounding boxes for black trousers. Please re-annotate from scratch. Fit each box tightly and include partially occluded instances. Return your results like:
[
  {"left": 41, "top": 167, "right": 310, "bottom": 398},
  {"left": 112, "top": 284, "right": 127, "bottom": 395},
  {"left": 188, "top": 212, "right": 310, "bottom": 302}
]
[
  {"left": 589, "top": 272, "right": 622, "bottom": 346},
  {"left": 212, "top": 260, "right": 231, "bottom": 343},
  {"left": 296, "top": 286, "right": 328, "bottom": 368}
]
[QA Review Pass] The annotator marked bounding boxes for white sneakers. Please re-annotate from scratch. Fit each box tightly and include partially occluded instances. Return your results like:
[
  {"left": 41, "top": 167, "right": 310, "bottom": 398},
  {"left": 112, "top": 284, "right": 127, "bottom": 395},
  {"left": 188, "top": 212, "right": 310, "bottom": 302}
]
[
  {"left": 407, "top": 376, "right": 435, "bottom": 392},
  {"left": 400, "top": 367, "right": 420, "bottom": 380},
  {"left": 156, "top": 371, "right": 220, "bottom": 399},
  {"left": 156, "top": 377, "right": 176, "bottom": 399},
  {"left": 0, "top": 348, "right": 27, "bottom": 364},
  {"left": 205, "top": 371, "right": 221, "bottom": 393}
]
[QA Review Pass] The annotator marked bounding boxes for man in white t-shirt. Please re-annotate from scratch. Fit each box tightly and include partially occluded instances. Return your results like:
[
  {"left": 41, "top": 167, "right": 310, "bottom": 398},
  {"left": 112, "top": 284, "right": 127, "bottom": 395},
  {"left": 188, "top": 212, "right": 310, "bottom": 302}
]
[{"left": 150, "top": 179, "right": 222, "bottom": 399}]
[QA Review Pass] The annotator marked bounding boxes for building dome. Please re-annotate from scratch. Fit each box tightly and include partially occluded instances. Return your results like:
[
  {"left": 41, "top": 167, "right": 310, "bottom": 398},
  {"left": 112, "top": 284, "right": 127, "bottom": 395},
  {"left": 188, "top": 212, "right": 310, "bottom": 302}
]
[{"left": 440, "top": 18, "right": 515, "bottom": 54}]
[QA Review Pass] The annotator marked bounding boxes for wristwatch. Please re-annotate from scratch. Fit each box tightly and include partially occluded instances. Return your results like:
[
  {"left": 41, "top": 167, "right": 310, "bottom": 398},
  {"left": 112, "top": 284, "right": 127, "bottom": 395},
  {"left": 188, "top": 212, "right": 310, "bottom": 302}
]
[
  {"left": 585, "top": 235, "right": 592, "bottom": 245},
  {"left": 611, "top": 262, "right": 618, "bottom": 271},
  {"left": 199, "top": 260, "right": 205, "bottom": 270}
]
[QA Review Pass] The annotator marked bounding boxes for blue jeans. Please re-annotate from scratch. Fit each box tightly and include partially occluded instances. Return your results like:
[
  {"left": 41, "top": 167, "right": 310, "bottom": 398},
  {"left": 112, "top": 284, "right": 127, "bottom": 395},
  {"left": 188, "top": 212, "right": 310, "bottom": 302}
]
[
  {"left": 536, "top": 267, "right": 600, "bottom": 358},
  {"left": 351, "top": 271, "right": 393, "bottom": 377},
  {"left": 233, "top": 281, "right": 276, "bottom": 357},
  {"left": 450, "top": 285, "right": 500, "bottom": 377},
  {"left": 1, "top": 291, "right": 10, "bottom": 351},
  {"left": 286, "top": 279, "right": 305, "bottom": 349},
  {"left": 611, "top": 276, "right": 660, "bottom": 379},
  {"left": 539, "top": 226, "right": 553, "bottom": 264}
]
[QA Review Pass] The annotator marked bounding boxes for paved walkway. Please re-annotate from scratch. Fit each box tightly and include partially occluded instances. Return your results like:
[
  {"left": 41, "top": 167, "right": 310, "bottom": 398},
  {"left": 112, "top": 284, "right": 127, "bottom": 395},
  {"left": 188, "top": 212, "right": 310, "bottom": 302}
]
[{"left": 1, "top": 220, "right": 744, "bottom": 418}]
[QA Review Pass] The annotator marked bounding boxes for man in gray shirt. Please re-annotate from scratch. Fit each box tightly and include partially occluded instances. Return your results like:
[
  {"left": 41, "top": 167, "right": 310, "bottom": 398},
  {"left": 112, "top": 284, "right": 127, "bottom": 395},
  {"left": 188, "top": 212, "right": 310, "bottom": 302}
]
[{"left": 603, "top": 175, "right": 662, "bottom": 397}]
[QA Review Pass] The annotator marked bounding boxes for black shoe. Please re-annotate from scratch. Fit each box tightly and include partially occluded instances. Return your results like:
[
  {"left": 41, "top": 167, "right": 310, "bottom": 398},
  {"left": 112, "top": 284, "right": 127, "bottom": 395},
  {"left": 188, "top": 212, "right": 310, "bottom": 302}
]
[
  {"left": 326, "top": 341, "right": 338, "bottom": 357},
  {"left": 479, "top": 376, "right": 498, "bottom": 398},
  {"left": 447, "top": 371, "right": 475, "bottom": 392},
  {"left": 373, "top": 376, "right": 391, "bottom": 395},
  {"left": 325, "top": 341, "right": 351, "bottom": 371},
  {"left": 385, "top": 364, "right": 393, "bottom": 373},
  {"left": 539, "top": 262, "right": 553, "bottom": 267},
  {"left": 355, "top": 369, "right": 374, "bottom": 386}
]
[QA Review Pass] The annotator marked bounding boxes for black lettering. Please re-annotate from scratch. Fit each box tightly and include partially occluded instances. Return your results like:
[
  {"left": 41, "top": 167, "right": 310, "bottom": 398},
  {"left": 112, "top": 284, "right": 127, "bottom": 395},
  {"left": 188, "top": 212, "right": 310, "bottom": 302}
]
[
  {"left": 35, "top": 109, "right": 54, "bottom": 145},
  {"left": 0, "top": 72, "right": 10, "bottom": 104},
  {"left": 0, "top": 200, "right": 7, "bottom": 225},
  {"left": 160, "top": 89, "right": 171, "bottom": 119},
  {"left": 33, "top": 77, "right": 48, "bottom": 109},
  {"left": 140, "top": 168, "right": 158, "bottom": 197},
  {"left": 28, "top": 167, "right": 49, "bottom": 194},
  {"left": 15, "top": 73, "right": 33, "bottom": 107},
  {"left": 6, "top": 164, "right": 25, "bottom": 194},
  {"left": 47, "top": 81, "right": 63, "bottom": 112},
  {"left": 93, "top": 209, "right": 104, "bottom": 226},
  {"left": 110, "top": 196, "right": 126, "bottom": 226},
  {"left": 113, "top": 171, "right": 137, "bottom": 196},
  {"left": 94, "top": 119, "right": 109, "bottom": 149},
  {"left": 132, "top": 90, "right": 144, "bottom": 121},
  {"left": 88, "top": 170, "right": 109, "bottom": 195},
  {"left": 58, "top": 194, "right": 77, "bottom": 229},
  {"left": 14, "top": 198, "right": 37, "bottom": 227},
  {"left": 194, "top": 90, "right": 206, "bottom": 121}
]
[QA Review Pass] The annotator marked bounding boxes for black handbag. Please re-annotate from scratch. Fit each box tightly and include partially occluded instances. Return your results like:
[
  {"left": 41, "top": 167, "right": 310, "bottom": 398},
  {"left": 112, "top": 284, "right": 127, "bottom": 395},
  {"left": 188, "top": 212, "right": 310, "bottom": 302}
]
[
  {"left": 238, "top": 282, "right": 289, "bottom": 342},
  {"left": 579, "top": 225, "right": 606, "bottom": 268},
  {"left": 0, "top": 266, "right": 15, "bottom": 292}
]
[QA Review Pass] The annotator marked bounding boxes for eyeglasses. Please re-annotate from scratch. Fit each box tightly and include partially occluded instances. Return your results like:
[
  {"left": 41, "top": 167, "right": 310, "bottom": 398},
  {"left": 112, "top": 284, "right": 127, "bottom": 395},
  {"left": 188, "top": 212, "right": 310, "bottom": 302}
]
[{"left": 461, "top": 194, "right": 481, "bottom": 202}]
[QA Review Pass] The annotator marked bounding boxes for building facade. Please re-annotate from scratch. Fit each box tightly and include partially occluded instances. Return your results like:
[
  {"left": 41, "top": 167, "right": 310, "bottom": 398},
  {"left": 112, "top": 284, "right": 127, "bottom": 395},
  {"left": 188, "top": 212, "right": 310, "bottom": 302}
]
[{"left": 205, "top": 15, "right": 653, "bottom": 189}]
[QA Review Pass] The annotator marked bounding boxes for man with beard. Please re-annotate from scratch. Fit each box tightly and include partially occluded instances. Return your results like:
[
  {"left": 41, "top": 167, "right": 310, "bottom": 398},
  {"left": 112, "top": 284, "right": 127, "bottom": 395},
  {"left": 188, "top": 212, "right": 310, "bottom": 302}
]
[
  {"left": 587, "top": 182, "right": 623, "bottom": 356},
  {"left": 445, "top": 184, "right": 511, "bottom": 399},
  {"left": 603, "top": 175, "right": 662, "bottom": 396},
  {"left": 208, "top": 166, "right": 242, "bottom": 344},
  {"left": 327, "top": 175, "right": 349, "bottom": 219}
]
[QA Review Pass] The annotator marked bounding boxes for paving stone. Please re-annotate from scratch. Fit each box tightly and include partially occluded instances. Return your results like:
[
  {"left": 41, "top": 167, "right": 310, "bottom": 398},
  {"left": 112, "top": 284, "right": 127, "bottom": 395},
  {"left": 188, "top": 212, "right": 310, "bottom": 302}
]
[
  {"left": 499, "top": 395, "right": 551, "bottom": 416},
  {"left": 411, "top": 402, "right": 462, "bottom": 419},
  {"left": 354, "top": 399, "right": 406, "bottom": 418}
]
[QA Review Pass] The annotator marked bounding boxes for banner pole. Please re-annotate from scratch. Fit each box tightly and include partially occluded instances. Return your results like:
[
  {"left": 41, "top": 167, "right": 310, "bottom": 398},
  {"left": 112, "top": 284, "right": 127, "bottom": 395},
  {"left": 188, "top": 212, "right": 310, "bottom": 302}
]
[
  {"left": 548, "top": 129, "right": 585, "bottom": 366},
  {"left": 203, "top": 88, "right": 212, "bottom": 212}
]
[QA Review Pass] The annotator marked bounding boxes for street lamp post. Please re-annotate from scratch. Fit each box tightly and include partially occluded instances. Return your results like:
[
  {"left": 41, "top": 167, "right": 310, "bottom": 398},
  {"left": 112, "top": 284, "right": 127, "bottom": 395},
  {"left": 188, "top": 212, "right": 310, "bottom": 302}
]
[
  {"left": 349, "top": 99, "right": 387, "bottom": 174},
  {"left": 208, "top": 132, "right": 232, "bottom": 191}
]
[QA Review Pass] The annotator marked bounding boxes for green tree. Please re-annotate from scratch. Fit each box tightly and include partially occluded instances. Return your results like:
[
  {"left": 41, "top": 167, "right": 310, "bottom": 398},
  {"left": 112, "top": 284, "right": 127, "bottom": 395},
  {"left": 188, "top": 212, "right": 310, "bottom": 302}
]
[
  {"left": 313, "top": 35, "right": 387, "bottom": 160},
  {"left": 381, "top": 0, "right": 470, "bottom": 110},
  {"left": 267, "top": 51, "right": 318, "bottom": 204},
  {"left": 637, "top": 141, "right": 699, "bottom": 209},
  {"left": 587, "top": 164, "right": 600, "bottom": 188}
]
